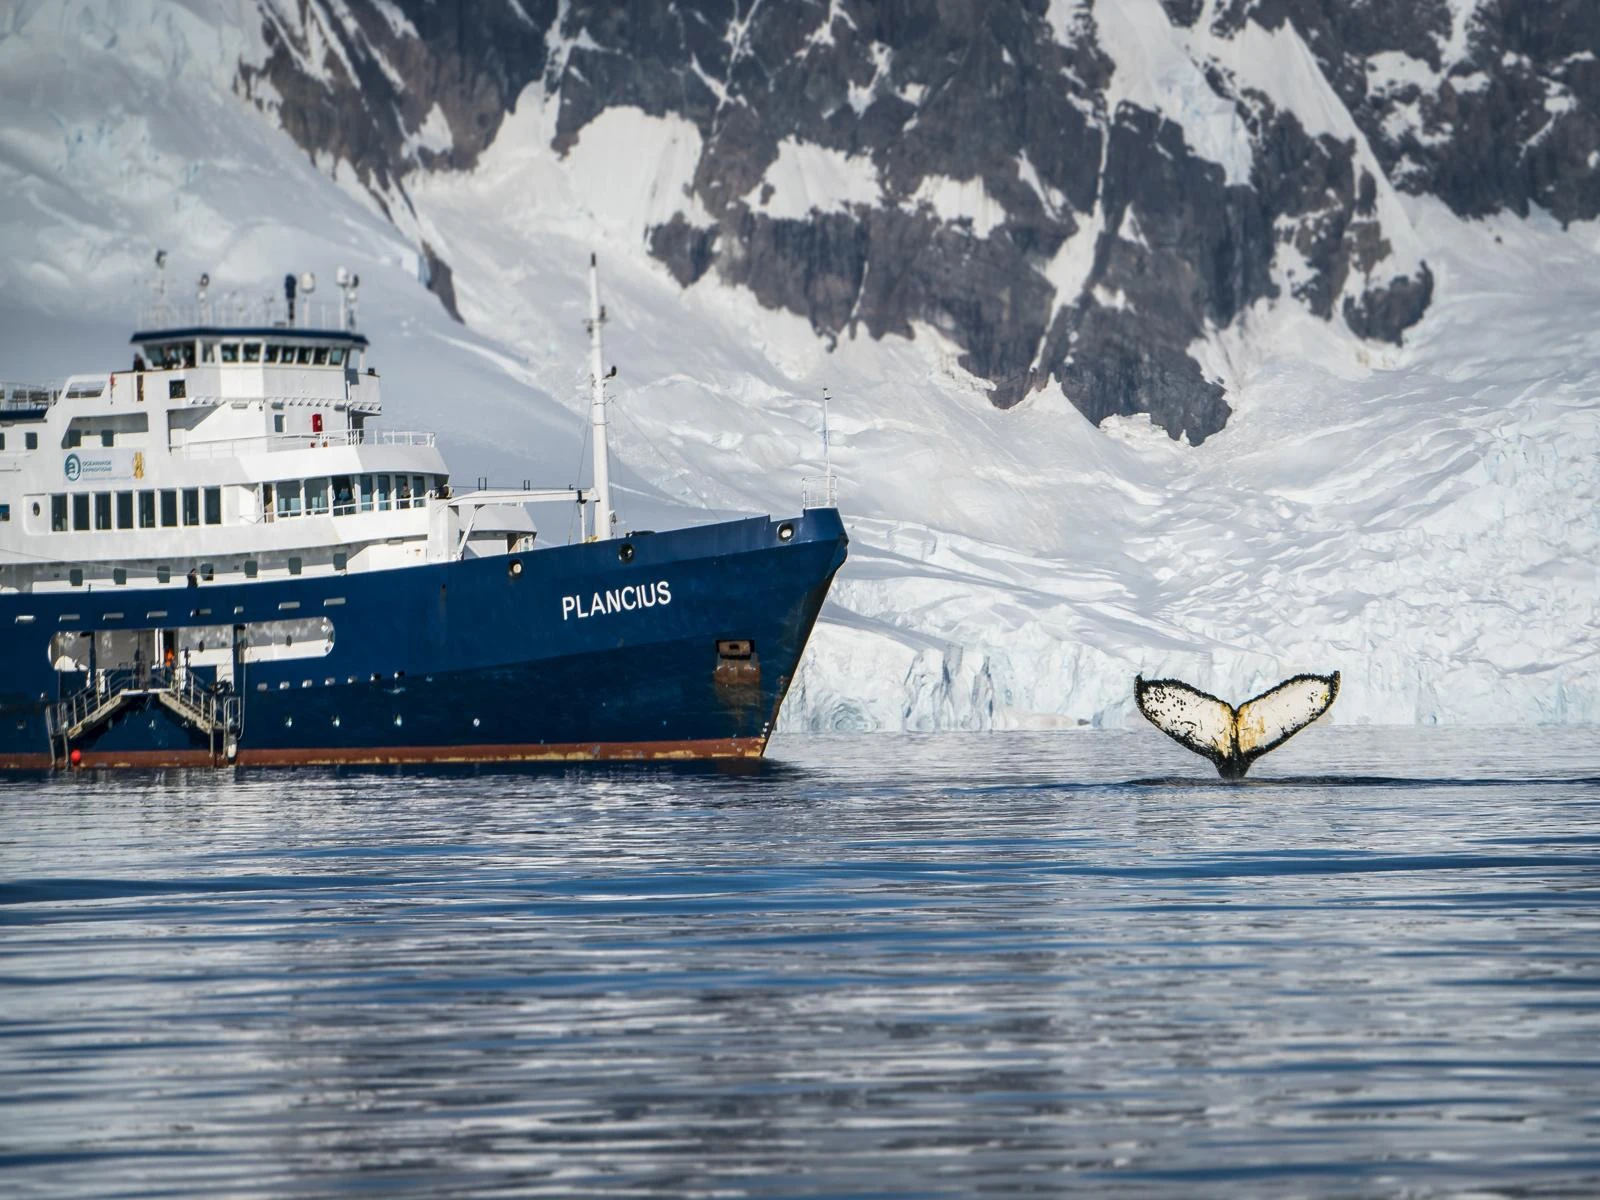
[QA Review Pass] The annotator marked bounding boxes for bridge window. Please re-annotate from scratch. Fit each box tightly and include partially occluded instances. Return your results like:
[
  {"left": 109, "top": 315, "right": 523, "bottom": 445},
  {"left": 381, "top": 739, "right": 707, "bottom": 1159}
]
[
  {"left": 375, "top": 474, "right": 391, "bottom": 511},
  {"left": 296, "top": 346, "right": 313, "bottom": 365},
  {"left": 72, "top": 494, "right": 89, "bottom": 531},
  {"left": 359, "top": 474, "right": 373, "bottom": 512},
  {"left": 116, "top": 492, "right": 133, "bottom": 529},
  {"left": 332, "top": 475, "right": 354, "bottom": 515},
  {"left": 94, "top": 493, "right": 111, "bottom": 530},
  {"left": 204, "top": 487, "right": 221, "bottom": 525},
  {"left": 306, "top": 477, "right": 328, "bottom": 515},
  {"left": 329, "top": 348, "right": 345, "bottom": 366},
  {"left": 313, "top": 347, "right": 329, "bottom": 366},
  {"left": 201, "top": 342, "right": 215, "bottom": 363},
  {"left": 138, "top": 491, "right": 155, "bottom": 528},
  {"left": 276, "top": 480, "right": 302, "bottom": 518},
  {"left": 160, "top": 490, "right": 177, "bottom": 527},
  {"left": 181, "top": 489, "right": 199, "bottom": 526},
  {"left": 220, "top": 343, "right": 239, "bottom": 363},
  {"left": 242, "top": 343, "right": 261, "bottom": 363},
  {"left": 263, "top": 345, "right": 280, "bottom": 364},
  {"left": 51, "top": 495, "right": 67, "bottom": 532}
]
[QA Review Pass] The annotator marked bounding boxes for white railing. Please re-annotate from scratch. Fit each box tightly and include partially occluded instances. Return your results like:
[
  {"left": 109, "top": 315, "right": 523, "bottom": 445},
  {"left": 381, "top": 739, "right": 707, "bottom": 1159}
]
[
  {"left": 176, "top": 429, "right": 436, "bottom": 459},
  {"left": 1, "top": 381, "right": 59, "bottom": 411},
  {"left": 801, "top": 474, "right": 838, "bottom": 509},
  {"left": 137, "top": 299, "right": 348, "bottom": 331}
]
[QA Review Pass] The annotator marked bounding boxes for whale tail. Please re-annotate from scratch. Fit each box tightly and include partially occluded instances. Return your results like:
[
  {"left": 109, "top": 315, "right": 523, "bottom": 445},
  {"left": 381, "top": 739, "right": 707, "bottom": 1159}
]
[{"left": 1134, "top": 672, "right": 1340, "bottom": 779}]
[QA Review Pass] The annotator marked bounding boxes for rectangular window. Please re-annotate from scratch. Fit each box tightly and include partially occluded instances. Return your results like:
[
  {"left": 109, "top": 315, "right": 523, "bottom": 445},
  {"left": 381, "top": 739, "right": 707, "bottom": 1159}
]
[
  {"left": 359, "top": 474, "right": 374, "bottom": 512},
  {"left": 51, "top": 494, "right": 67, "bottom": 532},
  {"left": 65, "top": 428, "right": 82, "bottom": 449},
  {"left": 395, "top": 476, "right": 413, "bottom": 509},
  {"left": 94, "top": 493, "right": 111, "bottom": 530},
  {"left": 160, "top": 490, "right": 177, "bottom": 527},
  {"left": 138, "top": 490, "right": 156, "bottom": 528},
  {"left": 116, "top": 492, "right": 133, "bottom": 529},
  {"left": 329, "top": 348, "right": 345, "bottom": 366},
  {"left": 333, "top": 550, "right": 347, "bottom": 572},
  {"left": 220, "top": 343, "right": 239, "bottom": 363},
  {"left": 273, "top": 414, "right": 284, "bottom": 434},
  {"left": 276, "top": 480, "right": 302, "bottom": 519},
  {"left": 296, "top": 346, "right": 313, "bottom": 365},
  {"left": 313, "top": 346, "right": 329, "bottom": 366},
  {"left": 101, "top": 430, "right": 114, "bottom": 448},
  {"left": 0, "top": 504, "right": 9, "bottom": 522},
  {"left": 0, "top": 432, "right": 6, "bottom": 450},
  {"left": 244, "top": 560, "right": 259, "bottom": 579},
  {"left": 168, "top": 379, "right": 185, "bottom": 400},
  {"left": 113, "top": 567, "right": 126, "bottom": 586},
  {"left": 25, "top": 432, "right": 38, "bottom": 450},
  {"left": 72, "top": 493, "right": 90, "bottom": 531},
  {"left": 331, "top": 475, "right": 354, "bottom": 515},
  {"left": 375, "top": 474, "right": 391, "bottom": 511},
  {"left": 242, "top": 343, "right": 261, "bottom": 363},
  {"left": 306, "top": 477, "right": 329, "bottom": 515},
  {"left": 263, "top": 344, "right": 280, "bottom": 364},
  {"left": 203, "top": 487, "right": 221, "bottom": 525},
  {"left": 181, "top": 488, "right": 200, "bottom": 526},
  {"left": 287, "top": 556, "right": 302, "bottom": 576},
  {"left": 413, "top": 475, "right": 427, "bottom": 504},
  {"left": 157, "top": 565, "right": 170, "bottom": 584}
]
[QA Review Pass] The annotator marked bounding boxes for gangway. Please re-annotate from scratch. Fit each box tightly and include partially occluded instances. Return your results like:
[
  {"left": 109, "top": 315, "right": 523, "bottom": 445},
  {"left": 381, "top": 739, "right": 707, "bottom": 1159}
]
[{"left": 47, "top": 669, "right": 242, "bottom": 766}]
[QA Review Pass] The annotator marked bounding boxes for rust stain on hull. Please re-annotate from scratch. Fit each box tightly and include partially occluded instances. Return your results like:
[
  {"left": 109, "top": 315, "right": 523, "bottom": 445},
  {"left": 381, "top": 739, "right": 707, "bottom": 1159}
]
[{"left": 4, "top": 737, "right": 770, "bottom": 772}]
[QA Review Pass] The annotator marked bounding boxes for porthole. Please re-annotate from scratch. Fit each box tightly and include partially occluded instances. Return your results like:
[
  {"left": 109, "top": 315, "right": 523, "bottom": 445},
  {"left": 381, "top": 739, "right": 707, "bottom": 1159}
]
[
  {"left": 394, "top": 715, "right": 403, "bottom": 727},
  {"left": 777, "top": 522, "right": 795, "bottom": 542},
  {"left": 508, "top": 558, "right": 523, "bottom": 579},
  {"left": 618, "top": 542, "right": 634, "bottom": 563},
  {"left": 472, "top": 717, "right": 480, "bottom": 728}
]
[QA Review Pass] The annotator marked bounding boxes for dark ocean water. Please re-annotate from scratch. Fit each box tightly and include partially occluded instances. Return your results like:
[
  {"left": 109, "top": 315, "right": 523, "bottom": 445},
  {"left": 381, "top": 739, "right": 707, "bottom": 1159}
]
[{"left": 2, "top": 727, "right": 1598, "bottom": 1198}]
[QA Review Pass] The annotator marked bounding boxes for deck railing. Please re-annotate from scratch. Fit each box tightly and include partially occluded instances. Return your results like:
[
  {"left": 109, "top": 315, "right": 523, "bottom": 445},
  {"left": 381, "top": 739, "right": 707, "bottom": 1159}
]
[{"left": 176, "top": 429, "right": 436, "bottom": 458}]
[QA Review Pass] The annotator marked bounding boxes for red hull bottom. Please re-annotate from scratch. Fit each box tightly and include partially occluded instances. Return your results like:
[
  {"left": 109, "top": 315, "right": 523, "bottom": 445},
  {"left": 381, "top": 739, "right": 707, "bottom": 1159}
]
[{"left": 1, "top": 736, "right": 769, "bottom": 771}]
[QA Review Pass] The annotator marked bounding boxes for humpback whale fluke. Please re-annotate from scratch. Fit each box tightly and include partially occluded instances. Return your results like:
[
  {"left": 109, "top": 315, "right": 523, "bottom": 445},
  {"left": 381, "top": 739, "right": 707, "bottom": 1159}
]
[{"left": 1134, "top": 672, "right": 1340, "bottom": 779}]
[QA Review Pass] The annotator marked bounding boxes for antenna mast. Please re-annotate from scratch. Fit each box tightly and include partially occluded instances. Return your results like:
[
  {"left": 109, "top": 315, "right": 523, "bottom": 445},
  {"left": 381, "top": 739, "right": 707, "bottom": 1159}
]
[{"left": 586, "top": 254, "right": 614, "bottom": 540}]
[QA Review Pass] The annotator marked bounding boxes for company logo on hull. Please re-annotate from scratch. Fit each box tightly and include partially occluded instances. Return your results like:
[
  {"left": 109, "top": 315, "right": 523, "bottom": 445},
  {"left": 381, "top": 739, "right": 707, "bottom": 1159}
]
[{"left": 562, "top": 580, "right": 672, "bottom": 620}]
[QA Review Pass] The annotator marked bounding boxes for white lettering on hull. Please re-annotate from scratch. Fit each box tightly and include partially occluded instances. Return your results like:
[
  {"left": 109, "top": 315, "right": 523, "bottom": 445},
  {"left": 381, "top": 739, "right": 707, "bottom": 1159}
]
[{"left": 562, "top": 580, "right": 672, "bottom": 620}]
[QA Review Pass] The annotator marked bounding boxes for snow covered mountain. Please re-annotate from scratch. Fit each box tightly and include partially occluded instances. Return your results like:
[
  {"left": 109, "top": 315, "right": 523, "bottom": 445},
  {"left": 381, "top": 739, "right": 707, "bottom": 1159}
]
[{"left": 1, "top": 0, "right": 1596, "bottom": 728}]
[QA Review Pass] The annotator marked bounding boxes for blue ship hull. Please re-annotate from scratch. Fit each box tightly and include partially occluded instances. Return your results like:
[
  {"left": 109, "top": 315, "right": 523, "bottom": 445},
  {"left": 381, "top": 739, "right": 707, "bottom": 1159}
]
[{"left": 0, "top": 509, "right": 847, "bottom": 768}]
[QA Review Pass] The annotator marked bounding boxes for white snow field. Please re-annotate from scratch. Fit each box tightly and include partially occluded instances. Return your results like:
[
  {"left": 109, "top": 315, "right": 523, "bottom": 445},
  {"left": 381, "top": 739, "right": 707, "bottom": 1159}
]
[{"left": 0, "top": 2, "right": 1595, "bottom": 729}]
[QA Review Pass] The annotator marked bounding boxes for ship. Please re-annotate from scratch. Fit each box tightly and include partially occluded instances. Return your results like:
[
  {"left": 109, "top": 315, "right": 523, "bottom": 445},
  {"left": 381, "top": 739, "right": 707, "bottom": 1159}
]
[{"left": 0, "top": 258, "right": 847, "bottom": 769}]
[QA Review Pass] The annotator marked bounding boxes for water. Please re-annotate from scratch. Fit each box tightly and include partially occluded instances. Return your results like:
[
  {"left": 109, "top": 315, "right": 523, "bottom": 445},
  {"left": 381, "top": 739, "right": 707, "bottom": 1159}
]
[{"left": 2, "top": 727, "right": 1598, "bottom": 1198}]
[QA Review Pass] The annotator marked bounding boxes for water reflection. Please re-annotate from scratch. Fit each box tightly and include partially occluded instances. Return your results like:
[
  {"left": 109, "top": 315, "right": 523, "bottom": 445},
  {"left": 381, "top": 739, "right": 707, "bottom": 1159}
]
[{"left": 1, "top": 727, "right": 1597, "bottom": 1196}]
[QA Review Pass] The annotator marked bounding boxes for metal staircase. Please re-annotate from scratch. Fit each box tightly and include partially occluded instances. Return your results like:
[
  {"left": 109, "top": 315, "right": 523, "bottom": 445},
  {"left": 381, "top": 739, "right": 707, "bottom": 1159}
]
[{"left": 47, "top": 669, "right": 242, "bottom": 766}]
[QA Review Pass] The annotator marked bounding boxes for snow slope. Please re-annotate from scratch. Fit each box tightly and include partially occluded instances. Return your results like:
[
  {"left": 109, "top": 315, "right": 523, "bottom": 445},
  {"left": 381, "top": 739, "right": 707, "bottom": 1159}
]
[{"left": 1, "top": 2, "right": 1596, "bottom": 728}]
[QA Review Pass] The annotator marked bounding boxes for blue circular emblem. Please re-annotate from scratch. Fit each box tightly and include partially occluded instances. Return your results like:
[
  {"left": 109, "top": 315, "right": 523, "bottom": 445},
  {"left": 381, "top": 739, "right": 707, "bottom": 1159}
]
[{"left": 64, "top": 453, "right": 82, "bottom": 482}]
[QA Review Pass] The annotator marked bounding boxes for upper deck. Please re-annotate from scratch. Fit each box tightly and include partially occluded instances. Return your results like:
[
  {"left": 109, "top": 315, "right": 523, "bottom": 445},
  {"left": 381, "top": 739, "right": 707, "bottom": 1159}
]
[{"left": 0, "top": 285, "right": 556, "bottom": 593}]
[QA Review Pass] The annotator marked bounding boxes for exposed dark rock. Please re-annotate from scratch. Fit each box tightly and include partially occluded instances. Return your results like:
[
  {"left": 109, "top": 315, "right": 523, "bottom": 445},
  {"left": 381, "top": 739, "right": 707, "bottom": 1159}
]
[
  {"left": 238, "top": 0, "right": 1596, "bottom": 442},
  {"left": 1343, "top": 264, "right": 1434, "bottom": 345},
  {"left": 421, "top": 241, "right": 462, "bottom": 324}
]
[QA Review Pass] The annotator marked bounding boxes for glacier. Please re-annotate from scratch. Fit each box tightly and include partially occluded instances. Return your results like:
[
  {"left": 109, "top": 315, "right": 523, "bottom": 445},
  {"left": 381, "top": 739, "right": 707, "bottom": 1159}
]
[{"left": 0, "top": 1, "right": 1595, "bottom": 729}]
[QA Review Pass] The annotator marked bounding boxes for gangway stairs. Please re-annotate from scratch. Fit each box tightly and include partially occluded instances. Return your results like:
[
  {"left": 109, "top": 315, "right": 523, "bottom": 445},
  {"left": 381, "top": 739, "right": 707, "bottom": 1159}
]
[{"left": 47, "top": 669, "right": 242, "bottom": 766}]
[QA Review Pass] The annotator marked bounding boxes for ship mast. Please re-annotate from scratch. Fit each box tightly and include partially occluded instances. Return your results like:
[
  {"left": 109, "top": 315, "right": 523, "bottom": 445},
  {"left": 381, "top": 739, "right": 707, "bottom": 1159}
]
[{"left": 586, "top": 254, "right": 614, "bottom": 540}]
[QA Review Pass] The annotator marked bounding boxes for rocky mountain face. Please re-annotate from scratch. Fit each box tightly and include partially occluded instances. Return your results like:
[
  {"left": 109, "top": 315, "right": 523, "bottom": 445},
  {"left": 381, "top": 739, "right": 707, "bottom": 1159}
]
[{"left": 242, "top": 0, "right": 1598, "bottom": 443}]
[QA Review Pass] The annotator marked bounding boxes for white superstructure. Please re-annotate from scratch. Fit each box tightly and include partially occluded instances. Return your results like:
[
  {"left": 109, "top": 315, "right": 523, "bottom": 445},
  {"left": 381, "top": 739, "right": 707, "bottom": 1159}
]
[{"left": 0, "top": 279, "right": 576, "bottom": 595}]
